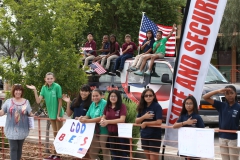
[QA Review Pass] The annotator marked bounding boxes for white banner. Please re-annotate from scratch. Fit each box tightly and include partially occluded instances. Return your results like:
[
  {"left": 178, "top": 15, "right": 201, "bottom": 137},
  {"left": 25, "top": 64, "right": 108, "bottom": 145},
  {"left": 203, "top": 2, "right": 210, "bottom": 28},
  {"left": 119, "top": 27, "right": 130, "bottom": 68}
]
[
  {"left": 164, "top": 0, "right": 227, "bottom": 147},
  {"left": 178, "top": 128, "right": 214, "bottom": 159},
  {"left": 53, "top": 119, "right": 95, "bottom": 158}
]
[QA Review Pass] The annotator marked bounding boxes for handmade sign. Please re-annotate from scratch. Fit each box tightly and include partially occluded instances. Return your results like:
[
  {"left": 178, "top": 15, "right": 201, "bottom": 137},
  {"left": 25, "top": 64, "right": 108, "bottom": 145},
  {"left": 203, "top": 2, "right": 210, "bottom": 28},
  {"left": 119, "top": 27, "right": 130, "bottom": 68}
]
[
  {"left": 178, "top": 127, "right": 214, "bottom": 159},
  {"left": 53, "top": 119, "right": 95, "bottom": 158},
  {"left": 117, "top": 123, "right": 133, "bottom": 138}
]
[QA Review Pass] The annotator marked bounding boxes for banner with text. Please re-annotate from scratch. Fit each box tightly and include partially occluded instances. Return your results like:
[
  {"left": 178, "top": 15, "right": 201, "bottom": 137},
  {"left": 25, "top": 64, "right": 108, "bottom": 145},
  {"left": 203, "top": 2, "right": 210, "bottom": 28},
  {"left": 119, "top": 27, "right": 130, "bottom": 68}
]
[
  {"left": 164, "top": 0, "right": 227, "bottom": 147},
  {"left": 53, "top": 119, "right": 95, "bottom": 158}
]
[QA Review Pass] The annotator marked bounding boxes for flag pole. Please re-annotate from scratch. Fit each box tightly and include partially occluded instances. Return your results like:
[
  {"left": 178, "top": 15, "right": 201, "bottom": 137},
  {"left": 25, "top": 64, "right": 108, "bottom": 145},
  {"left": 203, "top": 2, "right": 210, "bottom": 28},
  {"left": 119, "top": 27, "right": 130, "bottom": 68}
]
[{"left": 138, "top": 12, "right": 145, "bottom": 55}]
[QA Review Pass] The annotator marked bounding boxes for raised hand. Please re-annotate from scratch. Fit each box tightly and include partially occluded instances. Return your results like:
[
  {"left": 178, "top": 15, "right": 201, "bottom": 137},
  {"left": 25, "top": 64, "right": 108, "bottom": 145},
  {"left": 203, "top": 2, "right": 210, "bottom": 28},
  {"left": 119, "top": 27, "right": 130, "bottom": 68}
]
[
  {"left": 26, "top": 85, "right": 36, "bottom": 90},
  {"left": 172, "top": 23, "right": 177, "bottom": 31},
  {"left": 62, "top": 94, "right": 71, "bottom": 103},
  {"left": 218, "top": 88, "right": 232, "bottom": 94}
]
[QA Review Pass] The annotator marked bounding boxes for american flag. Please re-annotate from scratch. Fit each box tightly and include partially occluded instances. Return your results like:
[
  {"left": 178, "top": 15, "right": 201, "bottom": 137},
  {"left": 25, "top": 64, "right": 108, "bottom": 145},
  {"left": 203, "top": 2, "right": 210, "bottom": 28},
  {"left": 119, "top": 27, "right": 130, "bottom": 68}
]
[
  {"left": 77, "top": 148, "right": 88, "bottom": 154},
  {"left": 139, "top": 15, "right": 176, "bottom": 57},
  {"left": 90, "top": 62, "right": 106, "bottom": 75}
]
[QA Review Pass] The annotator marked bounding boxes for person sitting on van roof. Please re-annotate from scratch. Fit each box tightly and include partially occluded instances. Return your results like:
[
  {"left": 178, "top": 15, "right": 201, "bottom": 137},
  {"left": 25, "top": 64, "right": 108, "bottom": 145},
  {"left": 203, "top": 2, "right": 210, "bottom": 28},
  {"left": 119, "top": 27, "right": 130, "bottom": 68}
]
[
  {"left": 85, "top": 35, "right": 110, "bottom": 74},
  {"left": 135, "top": 24, "right": 176, "bottom": 76},
  {"left": 82, "top": 33, "right": 97, "bottom": 70},
  {"left": 109, "top": 34, "right": 137, "bottom": 76},
  {"left": 129, "top": 30, "right": 155, "bottom": 71},
  {"left": 100, "top": 34, "right": 120, "bottom": 72}
]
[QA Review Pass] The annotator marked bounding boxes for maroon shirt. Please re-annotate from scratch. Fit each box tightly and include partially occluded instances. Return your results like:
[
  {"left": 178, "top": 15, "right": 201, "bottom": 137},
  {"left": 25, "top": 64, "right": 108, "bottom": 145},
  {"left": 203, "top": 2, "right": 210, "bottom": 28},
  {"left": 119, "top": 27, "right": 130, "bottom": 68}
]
[
  {"left": 122, "top": 42, "right": 137, "bottom": 55},
  {"left": 104, "top": 104, "right": 127, "bottom": 133},
  {"left": 110, "top": 42, "right": 120, "bottom": 56},
  {"left": 84, "top": 40, "right": 97, "bottom": 56}
]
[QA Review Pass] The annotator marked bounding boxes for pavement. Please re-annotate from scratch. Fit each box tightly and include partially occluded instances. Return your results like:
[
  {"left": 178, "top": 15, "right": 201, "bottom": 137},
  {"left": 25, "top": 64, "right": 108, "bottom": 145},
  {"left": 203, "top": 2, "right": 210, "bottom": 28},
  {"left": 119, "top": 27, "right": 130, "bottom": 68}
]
[{"left": 26, "top": 114, "right": 223, "bottom": 160}]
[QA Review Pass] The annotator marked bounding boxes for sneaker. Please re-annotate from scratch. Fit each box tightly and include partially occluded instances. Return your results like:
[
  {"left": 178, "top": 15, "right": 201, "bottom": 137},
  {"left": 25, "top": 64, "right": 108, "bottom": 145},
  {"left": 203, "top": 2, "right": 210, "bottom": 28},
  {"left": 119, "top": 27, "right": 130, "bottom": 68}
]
[
  {"left": 144, "top": 70, "right": 151, "bottom": 75},
  {"left": 108, "top": 72, "right": 116, "bottom": 76},
  {"left": 43, "top": 155, "right": 55, "bottom": 160},
  {"left": 85, "top": 69, "right": 93, "bottom": 74},
  {"left": 134, "top": 70, "right": 144, "bottom": 76},
  {"left": 116, "top": 68, "right": 123, "bottom": 72},
  {"left": 52, "top": 156, "right": 61, "bottom": 160},
  {"left": 130, "top": 66, "right": 137, "bottom": 71}
]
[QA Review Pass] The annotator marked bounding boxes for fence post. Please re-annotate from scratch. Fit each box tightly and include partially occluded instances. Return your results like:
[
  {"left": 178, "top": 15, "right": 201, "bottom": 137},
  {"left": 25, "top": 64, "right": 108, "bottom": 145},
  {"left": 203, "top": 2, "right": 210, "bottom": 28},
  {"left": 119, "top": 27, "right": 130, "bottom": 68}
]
[
  {"left": 38, "top": 118, "right": 42, "bottom": 159},
  {"left": 129, "top": 138, "right": 133, "bottom": 160},
  {"left": 1, "top": 127, "right": 5, "bottom": 159}
]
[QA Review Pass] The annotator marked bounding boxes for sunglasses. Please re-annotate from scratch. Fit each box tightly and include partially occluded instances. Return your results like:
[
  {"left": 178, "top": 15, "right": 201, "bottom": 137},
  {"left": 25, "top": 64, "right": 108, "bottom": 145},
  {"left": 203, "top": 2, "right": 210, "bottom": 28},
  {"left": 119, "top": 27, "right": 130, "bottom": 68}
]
[
  {"left": 14, "top": 84, "right": 22, "bottom": 86},
  {"left": 144, "top": 94, "right": 153, "bottom": 98}
]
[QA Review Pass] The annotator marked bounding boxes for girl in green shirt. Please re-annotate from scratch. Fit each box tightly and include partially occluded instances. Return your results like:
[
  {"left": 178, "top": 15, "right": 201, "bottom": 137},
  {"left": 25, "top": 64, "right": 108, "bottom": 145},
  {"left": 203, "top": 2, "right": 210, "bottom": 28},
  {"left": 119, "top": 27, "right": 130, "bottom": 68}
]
[
  {"left": 79, "top": 89, "right": 110, "bottom": 160},
  {"left": 26, "top": 72, "right": 63, "bottom": 160}
]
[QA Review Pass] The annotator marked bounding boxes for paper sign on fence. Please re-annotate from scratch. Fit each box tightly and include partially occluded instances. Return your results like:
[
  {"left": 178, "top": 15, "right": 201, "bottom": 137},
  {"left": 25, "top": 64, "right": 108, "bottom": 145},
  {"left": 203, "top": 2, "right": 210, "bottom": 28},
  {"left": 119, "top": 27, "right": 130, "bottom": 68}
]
[
  {"left": 237, "top": 131, "right": 240, "bottom": 147},
  {"left": 117, "top": 123, "right": 133, "bottom": 138},
  {"left": 0, "top": 115, "right": 6, "bottom": 127},
  {"left": 53, "top": 119, "right": 95, "bottom": 158},
  {"left": 178, "top": 128, "right": 214, "bottom": 159},
  {"left": 28, "top": 117, "right": 35, "bottom": 129}
]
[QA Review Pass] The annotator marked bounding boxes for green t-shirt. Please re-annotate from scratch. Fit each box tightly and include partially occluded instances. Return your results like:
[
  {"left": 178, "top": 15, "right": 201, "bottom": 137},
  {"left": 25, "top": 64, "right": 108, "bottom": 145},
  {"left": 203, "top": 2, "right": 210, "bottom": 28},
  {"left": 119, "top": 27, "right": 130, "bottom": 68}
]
[
  {"left": 86, "top": 99, "right": 108, "bottom": 135},
  {"left": 153, "top": 37, "right": 168, "bottom": 55},
  {"left": 40, "top": 82, "right": 63, "bottom": 119}
]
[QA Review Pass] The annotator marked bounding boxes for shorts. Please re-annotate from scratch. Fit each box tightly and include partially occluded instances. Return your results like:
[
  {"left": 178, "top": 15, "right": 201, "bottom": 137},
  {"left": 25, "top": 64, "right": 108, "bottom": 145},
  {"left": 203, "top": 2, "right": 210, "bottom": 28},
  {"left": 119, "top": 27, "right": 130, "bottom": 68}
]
[
  {"left": 155, "top": 53, "right": 165, "bottom": 58},
  {"left": 141, "top": 134, "right": 162, "bottom": 153}
]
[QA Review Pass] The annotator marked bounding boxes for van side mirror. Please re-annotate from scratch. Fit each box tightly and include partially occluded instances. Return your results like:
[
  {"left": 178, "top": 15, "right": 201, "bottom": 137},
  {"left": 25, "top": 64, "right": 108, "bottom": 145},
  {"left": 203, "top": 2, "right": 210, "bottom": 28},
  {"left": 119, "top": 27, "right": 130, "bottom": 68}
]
[{"left": 161, "top": 73, "right": 172, "bottom": 84}]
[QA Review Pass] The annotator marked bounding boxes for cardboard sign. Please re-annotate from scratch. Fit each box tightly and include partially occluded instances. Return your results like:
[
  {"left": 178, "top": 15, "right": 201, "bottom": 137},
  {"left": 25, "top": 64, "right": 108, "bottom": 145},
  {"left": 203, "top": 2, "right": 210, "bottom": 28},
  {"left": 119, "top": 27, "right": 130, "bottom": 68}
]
[{"left": 53, "top": 119, "right": 96, "bottom": 158}]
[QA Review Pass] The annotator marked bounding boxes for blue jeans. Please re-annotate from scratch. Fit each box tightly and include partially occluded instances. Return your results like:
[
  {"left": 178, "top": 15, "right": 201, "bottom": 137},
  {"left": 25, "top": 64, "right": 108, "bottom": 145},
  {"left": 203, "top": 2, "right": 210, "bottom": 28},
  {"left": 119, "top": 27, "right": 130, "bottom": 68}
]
[
  {"left": 9, "top": 139, "right": 25, "bottom": 160},
  {"left": 114, "top": 54, "right": 133, "bottom": 71}
]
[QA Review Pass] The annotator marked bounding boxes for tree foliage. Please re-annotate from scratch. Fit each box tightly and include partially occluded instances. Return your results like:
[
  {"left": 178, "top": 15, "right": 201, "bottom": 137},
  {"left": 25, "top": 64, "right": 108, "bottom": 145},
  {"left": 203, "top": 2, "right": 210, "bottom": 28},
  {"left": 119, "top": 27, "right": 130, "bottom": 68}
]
[
  {"left": 81, "top": 0, "right": 186, "bottom": 48},
  {"left": 0, "top": 0, "right": 100, "bottom": 105},
  {"left": 220, "top": 0, "right": 240, "bottom": 49}
]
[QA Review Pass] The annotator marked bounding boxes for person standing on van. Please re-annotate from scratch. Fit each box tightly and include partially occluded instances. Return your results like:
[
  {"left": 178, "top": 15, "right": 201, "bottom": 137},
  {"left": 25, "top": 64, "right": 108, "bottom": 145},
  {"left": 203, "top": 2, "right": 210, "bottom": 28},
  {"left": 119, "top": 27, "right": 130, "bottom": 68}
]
[
  {"left": 79, "top": 89, "right": 111, "bottom": 160},
  {"left": 173, "top": 95, "right": 204, "bottom": 160},
  {"left": 135, "top": 24, "right": 176, "bottom": 76},
  {"left": 135, "top": 88, "right": 162, "bottom": 160},
  {"left": 100, "top": 90, "right": 129, "bottom": 160},
  {"left": 26, "top": 72, "right": 64, "bottom": 160},
  {"left": 129, "top": 30, "right": 155, "bottom": 71},
  {"left": 101, "top": 34, "right": 120, "bottom": 72},
  {"left": 109, "top": 34, "right": 137, "bottom": 76},
  {"left": 0, "top": 84, "right": 33, "bottom": 160},
  {"left": 82, "top": 32, "right": 97, "bottom": 70},
  {"left": 203, "top": 85, "right": 240, "bottom": 160}
]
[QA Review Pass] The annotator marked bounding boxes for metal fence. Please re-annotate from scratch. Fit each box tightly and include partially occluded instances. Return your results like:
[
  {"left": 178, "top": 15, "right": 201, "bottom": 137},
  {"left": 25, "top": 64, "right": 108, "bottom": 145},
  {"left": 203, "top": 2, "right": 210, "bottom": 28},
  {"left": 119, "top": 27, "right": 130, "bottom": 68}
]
[{"left": 0, "top": 117, "right": 238, "bottom": 160}]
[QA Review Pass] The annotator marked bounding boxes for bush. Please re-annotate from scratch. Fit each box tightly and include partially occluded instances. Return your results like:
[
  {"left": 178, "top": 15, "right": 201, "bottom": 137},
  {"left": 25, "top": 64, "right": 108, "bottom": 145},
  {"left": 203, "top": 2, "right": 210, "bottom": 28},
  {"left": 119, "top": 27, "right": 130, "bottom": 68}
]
[{"left": 122, "top": 97, "right": 140, "bottom": 152}]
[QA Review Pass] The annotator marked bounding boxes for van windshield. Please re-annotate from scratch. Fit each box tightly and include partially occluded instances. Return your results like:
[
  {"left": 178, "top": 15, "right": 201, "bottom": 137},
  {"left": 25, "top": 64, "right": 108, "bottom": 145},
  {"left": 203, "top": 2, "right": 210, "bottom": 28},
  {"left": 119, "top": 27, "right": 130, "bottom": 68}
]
[{"left": 205, "top": 64, "right": 228, "bottom": 83}]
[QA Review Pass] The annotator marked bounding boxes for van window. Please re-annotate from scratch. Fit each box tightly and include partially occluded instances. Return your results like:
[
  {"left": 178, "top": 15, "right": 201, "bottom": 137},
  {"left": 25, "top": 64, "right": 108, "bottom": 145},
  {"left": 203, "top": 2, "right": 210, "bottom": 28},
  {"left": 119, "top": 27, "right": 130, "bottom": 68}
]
[{"left": 150, "top": 63, "right": 172, "bottom": 84}]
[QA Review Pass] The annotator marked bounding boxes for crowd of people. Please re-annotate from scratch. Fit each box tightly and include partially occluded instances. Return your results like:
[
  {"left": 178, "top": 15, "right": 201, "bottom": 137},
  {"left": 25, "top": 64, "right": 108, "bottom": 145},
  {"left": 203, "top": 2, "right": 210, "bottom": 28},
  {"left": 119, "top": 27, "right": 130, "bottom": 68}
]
[
  {"left": 0, "top": 70, "right": 240, "bottom": 160},
  {"left": 81, "top": 24, "right": 176, "bottom": 76}
]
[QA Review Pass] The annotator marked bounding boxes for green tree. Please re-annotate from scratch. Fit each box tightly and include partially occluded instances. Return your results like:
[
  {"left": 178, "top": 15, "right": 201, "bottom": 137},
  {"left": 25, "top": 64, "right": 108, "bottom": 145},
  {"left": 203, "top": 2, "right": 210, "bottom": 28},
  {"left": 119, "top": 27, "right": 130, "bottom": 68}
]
[
  {"left": 220, "top": 0, "right": 240, "bottom": 50},
  {"left": 0, "top": 0, "right": 100, "bottom": 104},
  {"left": 81, "top": 0, "right": 185, "bottom": 48}
]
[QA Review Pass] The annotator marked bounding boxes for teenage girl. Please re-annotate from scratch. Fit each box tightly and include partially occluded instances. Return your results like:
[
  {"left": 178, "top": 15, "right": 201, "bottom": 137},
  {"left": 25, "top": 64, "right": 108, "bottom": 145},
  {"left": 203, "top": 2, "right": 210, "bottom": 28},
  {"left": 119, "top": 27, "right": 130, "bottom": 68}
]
[
  {"left": 135, "top": 88, "right": 162, "bottom": 160},
  {"left": 173, "top": 95, "right": 205, "bottom": 160},
  {"left": 26, "top": 72, "right": 63, "bottom": 160},
  {"left": 173, "top": 95, "right": 205, "bottom": 129},
  {"left": 203, "top": 85, "right": 240, "bottom": 160},
  {"left": 79, "top": 89, "right": 111, "bottom": 160},
  {"left": 62, "top": 84, "right": 92, "bottom": 119},
  {"left": 100, "top": 90, "right": 129, "bottom": 160}
]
